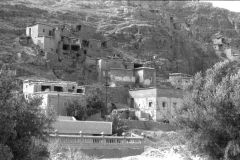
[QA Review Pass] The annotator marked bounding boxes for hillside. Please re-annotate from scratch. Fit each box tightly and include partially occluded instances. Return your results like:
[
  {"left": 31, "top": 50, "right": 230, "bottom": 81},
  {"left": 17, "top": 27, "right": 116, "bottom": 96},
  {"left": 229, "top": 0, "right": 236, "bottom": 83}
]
[{"left": 0, "top": 0, "right": 240, "bottom": 82}]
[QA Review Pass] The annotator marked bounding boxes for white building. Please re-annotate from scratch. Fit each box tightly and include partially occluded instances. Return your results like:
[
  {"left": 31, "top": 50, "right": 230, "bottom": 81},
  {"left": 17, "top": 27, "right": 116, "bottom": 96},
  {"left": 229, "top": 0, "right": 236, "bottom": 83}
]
[
  {"left": 129, "top": 87, "right": 183, "bottom": 121},
  {"left": 23, "top": 79, "right": 85, "bottom": 115}
]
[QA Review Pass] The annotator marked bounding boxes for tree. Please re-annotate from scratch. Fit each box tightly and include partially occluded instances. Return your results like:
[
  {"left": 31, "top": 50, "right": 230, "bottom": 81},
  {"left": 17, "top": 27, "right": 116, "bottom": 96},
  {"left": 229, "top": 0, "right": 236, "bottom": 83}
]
[
  {"left": 175, "top": 60, "right": 240, "bottom": 160},
  {"left": 66, "top": 84, "right": 106, "bottom": 120},
  {"left": 0, "top": 75, "right": 55, "bottom": 160},
  {"left": 106, "top": 113, "right": 128, "bottom": 136}
]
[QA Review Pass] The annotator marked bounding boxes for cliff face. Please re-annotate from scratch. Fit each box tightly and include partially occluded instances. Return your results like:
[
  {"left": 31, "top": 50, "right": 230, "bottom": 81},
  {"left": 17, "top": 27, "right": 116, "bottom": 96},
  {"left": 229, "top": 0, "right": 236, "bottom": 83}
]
[{"left": 0, "top": 0, "right": 240, "bottom": 81}]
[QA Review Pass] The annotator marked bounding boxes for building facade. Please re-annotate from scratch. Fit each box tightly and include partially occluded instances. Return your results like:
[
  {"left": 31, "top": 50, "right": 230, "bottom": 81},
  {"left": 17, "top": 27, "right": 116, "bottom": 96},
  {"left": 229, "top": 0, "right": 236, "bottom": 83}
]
[
  {"left": 129, "top": 87, "right": 183, "bottom": 121},
  {"left": 23, "top": 79, "right": 85, "bottom": 115}
]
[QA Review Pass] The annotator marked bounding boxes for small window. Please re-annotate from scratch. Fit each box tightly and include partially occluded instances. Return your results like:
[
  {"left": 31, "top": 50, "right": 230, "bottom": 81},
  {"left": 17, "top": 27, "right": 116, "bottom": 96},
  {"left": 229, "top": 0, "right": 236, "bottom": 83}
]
[
  {"left": 82, "top": 40, "right": 89, "bottom": 48},
  {"left": 54, "top": 86, "right": 63, "bottom": 92},
  {"left": 49, "top": 30, "right": 53, "bottom": 36},
  {"left": 43, "top": 29, "right": 45, "bottom": 32},
  {"left": 149, "top": 102, "right": 153, "bottom": 107},
  {"left": 63, "top": 44, "right": 70, "bottom": 50},
  {"left": 71, "top": 45, "right": 80, "bottom": 51},
  {"left": 41, "top": 85, "right": 51, "bottom": 91},
  {"left": 83, "top": 50, "right": 87, "bottom": 55},
  {"left": 77, "top": 88, "right": 84, "bottom": 93},
  {"left": 101, "top": 41, "right": 107, "bottom": 48},
  {"left": 162, "top": 102, "right": 166, "bottom": 108},
  {"left": 76, "top": 25, "right": 81, "bottom": 31}
]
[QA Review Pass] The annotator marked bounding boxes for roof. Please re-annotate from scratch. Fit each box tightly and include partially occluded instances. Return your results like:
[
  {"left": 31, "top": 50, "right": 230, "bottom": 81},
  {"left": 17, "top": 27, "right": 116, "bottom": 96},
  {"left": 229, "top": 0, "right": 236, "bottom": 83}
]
[
  {"left": 134, "top": 67, "right": 155, "bottom": 70},
  {"left": 52, "top": 120, "right": 112, "bottom": 135},
  {"left": 57, "top": 116, "right": 76, "bottom": 121},
  {"left": 28, "top": 22, "right": 54, "bottom": 28},
  {"left": 23, "top": 79, "right": 78, "bottom": 85},
  {"left": 169, "top": 73, "right": 192, "bottom": 77}
]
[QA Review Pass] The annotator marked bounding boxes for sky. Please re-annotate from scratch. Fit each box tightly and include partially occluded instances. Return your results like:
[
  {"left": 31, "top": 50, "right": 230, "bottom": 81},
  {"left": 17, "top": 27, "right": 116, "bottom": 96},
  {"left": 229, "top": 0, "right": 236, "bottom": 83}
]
[{"left": 203, "top": 1, "right": 240, "bottom": 12}]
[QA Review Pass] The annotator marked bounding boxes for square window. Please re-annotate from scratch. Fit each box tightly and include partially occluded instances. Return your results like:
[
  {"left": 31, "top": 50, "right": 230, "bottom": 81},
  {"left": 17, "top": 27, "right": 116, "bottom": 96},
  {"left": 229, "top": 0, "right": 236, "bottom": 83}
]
[
  {"left": 149, "top": 102, "right": 153, "bottom": 107},
  {"left": 162, "top": 102, "right": 166, "bottom": 108}
]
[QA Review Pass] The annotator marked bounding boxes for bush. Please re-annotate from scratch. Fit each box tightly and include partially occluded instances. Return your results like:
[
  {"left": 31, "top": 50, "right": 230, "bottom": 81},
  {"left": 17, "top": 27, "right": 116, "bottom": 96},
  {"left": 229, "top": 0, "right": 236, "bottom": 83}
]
[
  {"left": 0, "top": 75, "right": 55, "bottom": 159},
  {"left": 175, "top": 60, "right": 240, "bottom": 160}
]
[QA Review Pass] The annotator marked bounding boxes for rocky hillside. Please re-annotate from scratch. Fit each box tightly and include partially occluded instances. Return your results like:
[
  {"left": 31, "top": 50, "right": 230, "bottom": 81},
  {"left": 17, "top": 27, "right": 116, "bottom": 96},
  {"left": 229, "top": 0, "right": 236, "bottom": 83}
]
[{"left": 0, "top": 0, "right": 240, "bottom": 81}]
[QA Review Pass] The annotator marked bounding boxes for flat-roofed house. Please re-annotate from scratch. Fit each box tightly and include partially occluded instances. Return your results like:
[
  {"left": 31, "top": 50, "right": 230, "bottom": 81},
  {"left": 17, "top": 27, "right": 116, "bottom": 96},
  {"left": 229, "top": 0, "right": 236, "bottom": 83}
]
[
  {"left": 23, "top": 79, "right": 85, "bottom": 115},
  {"left": 129, "top": 87, "right": 184, "bottom": 121}
]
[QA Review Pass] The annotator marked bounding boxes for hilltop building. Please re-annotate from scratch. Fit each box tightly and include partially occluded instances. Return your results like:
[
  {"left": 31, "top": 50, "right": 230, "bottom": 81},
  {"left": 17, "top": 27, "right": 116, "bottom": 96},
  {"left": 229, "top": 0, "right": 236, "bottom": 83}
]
[{"left": 23, "top": 79, "right": 85, "bottom": 115}]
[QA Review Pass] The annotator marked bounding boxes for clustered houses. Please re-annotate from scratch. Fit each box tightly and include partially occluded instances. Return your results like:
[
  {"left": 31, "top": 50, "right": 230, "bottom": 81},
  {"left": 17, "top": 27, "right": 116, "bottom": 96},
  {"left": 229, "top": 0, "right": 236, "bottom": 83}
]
[
  {"left": 24, "top": 23, "right": 193, "bottom": 123},
  {"left": 212, "top": 32, "right": 240, "bottom": 61},
  {"left": 96, "top": 57, "right": 192, "bottom": 122},
  {"left": 23, "top": 79, "right": 144, "bottom": 158},
  {"left": 26, "top": 23, "right": 111, "bottom": 69}
]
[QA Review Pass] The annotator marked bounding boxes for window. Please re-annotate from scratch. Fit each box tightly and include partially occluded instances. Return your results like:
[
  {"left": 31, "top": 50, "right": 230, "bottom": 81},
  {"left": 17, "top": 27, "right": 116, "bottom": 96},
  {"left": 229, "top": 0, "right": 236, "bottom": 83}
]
[
  {"left": 49, "top": 30, "right": 53, "bottom": 36},
  {"left": 101, "top": 41, "right": 107, "bottom": 48},
  {"left": 84, "top": 50, "right": 87, "bottom": 55},
  {"left": 77, "top": 89, "right": 84, "bottom": 93},
  {"left": 162, "top": 102, "right": 166, "bottom": 108},
  {"left": 149, "top": 102, "right": 153, "bottom": 107},
  {"left": 43, "top": 29, "right": 45, "bottom": 32},
  {"left": 41, "top": 85, "right": 51, "bottom": 91},
  {"left": 63, "top": 44, "right": 70, "bottom": 50},
  {"left": 76, "top": 25, "right": 81, "bottom": 31},
  {"left": 82, "top": 40, "right": 89, "bottom": 48},
  {"left": 54, "top": 86, "right": 63, "bottom": 92},
  {"left": 71, "top": 45, "right": 80, "bottom": 51}
]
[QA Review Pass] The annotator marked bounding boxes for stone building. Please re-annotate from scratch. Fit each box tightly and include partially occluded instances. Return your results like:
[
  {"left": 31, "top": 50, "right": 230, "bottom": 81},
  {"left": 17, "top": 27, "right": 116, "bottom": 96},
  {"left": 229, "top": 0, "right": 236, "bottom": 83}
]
[
  {"left": 23, "top": 79, "right": 85, "bottom": 115},
  {"left": 96, "top": 58, "right": 155, "bottom": 88},
  {"left": 129, "top": 87, "right": 183, "bottom": 121}
]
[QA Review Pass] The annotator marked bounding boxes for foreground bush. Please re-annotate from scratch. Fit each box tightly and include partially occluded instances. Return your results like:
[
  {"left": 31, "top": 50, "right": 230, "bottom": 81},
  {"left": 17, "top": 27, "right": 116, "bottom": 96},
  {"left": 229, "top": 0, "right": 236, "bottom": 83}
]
[
  {"left": 0, "top": 75, "right": 55, "bottom": 159},
  {"left": 176, "top": 60, "right": 240, "bottom": 160}
]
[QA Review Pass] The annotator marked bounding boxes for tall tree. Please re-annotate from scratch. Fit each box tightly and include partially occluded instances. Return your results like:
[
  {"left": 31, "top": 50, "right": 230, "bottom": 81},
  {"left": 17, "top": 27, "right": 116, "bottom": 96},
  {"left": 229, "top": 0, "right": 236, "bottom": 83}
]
[
  {"left": 176, "top": 60, "right": 240, "bottom": 160},
  {"left": 0, "top": 75, "right": 55, "bottom": 160}
]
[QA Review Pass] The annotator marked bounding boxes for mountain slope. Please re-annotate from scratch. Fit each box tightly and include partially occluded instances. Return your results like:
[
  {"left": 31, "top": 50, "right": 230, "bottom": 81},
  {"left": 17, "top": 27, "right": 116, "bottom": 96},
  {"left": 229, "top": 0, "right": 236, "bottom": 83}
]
[{"left": 0, "top": 0, "right": 240, "bottom": 82}]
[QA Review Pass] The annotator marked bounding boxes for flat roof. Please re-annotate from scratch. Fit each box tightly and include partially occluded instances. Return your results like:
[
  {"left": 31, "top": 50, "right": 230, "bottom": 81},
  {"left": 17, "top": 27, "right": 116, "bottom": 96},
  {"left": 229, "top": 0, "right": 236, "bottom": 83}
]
[
  {"left": 52, "top": 120, "right": 112, "bottom": 135},
  {"left": 169, "top": 73, "right": 192, "bottom": 77},
  {"left": 33, "top": 92, "right": 84, "bottom": 96},
  {"left": 134, "top": 67, "right": 155, "bottom": 70},
  {"left": 24, "top": 79, "right": 78, "bottom": 85},
  {"left": 28, "top": 22, "right": 54, "bottom": 28}
]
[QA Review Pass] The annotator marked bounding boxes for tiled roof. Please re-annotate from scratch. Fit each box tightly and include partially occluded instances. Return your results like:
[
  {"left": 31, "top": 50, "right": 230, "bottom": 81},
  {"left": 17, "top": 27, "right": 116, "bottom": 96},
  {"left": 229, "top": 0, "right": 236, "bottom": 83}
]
[{"left": 52, "top": 120, "right": 112, "bottom": 135}]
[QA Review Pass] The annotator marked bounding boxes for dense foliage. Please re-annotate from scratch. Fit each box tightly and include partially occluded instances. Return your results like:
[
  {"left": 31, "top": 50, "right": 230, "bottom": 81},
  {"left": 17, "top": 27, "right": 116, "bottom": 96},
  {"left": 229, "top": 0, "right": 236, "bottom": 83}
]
[
  {"left": 0, "top": 75, "right": 55, "bottom": 160},
  {"left": 106, "top": 113, "right": 128, "bottom": 136},
  {"left": 66, "top": 85, "right": 106, "bottom": 120},
  {"left": 176, "top": 60, "right": 240, "bottom": 160}
]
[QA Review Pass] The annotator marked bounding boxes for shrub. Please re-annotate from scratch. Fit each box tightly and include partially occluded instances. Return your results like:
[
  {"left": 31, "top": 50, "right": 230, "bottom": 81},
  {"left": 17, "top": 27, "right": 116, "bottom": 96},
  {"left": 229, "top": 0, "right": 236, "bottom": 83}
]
[{"left": 175, "top": 60, "right": 240, "bottom": 160}]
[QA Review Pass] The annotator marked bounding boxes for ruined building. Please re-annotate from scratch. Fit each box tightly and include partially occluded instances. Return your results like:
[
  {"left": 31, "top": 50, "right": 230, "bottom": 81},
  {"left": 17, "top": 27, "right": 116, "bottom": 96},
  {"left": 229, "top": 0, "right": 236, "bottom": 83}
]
[
  {"left": 26, "top": 23, "right": 112, "bottom": 72},
  {"left": 212, "top": 32, "right": 240, "bottom": 61},
  {"left": 96, "top": 57, "right": 156, "bottom": 88}
]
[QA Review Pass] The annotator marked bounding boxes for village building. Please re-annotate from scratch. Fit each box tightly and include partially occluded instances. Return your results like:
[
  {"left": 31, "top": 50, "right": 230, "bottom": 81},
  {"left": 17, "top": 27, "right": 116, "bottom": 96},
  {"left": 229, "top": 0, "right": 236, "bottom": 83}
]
[
  {"left": 96, "top": 58, "right": 156, "bottom": 88},
  {"left": 23, "top": 79, "right": 85, "bottom": 115},
  {"left": 129, "top": 87, "right": 183, "bottom": 121}
]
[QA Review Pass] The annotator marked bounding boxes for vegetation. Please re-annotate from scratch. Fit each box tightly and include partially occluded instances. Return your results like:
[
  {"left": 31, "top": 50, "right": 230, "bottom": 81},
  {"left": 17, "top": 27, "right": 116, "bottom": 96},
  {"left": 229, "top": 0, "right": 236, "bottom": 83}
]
[
  {"left": 176, "top": 60, "right": 240, "bottom": 160},
  {"left": 0, "top": 75, "right": 55, "bottom": 160},
  {"left": 106, "top": 112, "right": 128, "bottom": 136},
  {"left": 66, "top": 85, "right": 106, "bottom": 120},
  {"left": 48, "top": 141, "right": 96, "bottom": 160}
]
